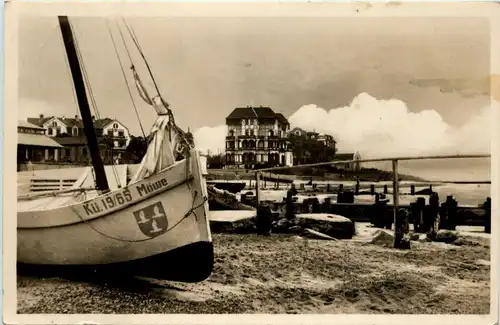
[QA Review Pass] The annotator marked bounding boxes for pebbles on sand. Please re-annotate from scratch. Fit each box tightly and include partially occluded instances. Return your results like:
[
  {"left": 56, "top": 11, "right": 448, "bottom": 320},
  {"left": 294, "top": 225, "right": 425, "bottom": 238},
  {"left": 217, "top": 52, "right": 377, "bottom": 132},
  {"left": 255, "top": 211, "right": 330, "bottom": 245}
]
[{"left": 18, "top": 233, "right": 490, "bottom": 314}]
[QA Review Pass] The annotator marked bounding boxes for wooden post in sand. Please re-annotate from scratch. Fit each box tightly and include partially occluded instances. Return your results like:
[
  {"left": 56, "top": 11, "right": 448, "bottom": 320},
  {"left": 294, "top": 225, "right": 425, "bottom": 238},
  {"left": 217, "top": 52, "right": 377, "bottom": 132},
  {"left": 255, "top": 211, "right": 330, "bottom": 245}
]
[
  {"left": 392, "top": 159, "right": 405, "bottom": 248},
  {"left": 255, "top": 171, "right": 261, "bottom": 209}
]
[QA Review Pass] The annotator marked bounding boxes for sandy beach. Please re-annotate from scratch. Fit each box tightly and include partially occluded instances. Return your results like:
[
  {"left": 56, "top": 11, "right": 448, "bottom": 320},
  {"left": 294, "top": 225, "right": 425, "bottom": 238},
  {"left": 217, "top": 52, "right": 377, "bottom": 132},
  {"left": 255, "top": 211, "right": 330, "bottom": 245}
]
[{"left": 17, "top": 226, "right": 490, "bottom": 314}]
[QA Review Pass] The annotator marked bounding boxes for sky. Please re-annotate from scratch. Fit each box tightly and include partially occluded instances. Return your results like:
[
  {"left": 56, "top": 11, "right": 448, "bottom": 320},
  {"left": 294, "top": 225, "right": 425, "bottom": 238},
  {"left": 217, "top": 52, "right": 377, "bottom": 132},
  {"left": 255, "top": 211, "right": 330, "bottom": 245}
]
[{"left": 18, "top": 15, "right": 492, "bottom": 159}]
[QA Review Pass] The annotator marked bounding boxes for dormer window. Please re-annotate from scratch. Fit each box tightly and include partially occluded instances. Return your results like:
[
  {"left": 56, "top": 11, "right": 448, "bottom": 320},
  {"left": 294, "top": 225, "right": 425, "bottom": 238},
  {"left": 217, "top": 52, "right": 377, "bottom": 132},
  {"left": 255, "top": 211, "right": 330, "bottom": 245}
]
[
  {"left": 72, "top": 127, "right": 78, "bottom": 136},
  {"left": 242, "top": 119, "right": 246, "bottom": 125}
]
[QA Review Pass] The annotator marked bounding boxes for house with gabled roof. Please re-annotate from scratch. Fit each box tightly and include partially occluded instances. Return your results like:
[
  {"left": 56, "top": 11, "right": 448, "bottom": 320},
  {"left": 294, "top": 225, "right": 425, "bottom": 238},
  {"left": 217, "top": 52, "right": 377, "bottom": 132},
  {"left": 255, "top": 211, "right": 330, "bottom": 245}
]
[
  {"left": 27, "top": 114, "right": 132, "bottom": 164},
  {"left": 225, "top": 105, "right": 293, "bottom": 169}
]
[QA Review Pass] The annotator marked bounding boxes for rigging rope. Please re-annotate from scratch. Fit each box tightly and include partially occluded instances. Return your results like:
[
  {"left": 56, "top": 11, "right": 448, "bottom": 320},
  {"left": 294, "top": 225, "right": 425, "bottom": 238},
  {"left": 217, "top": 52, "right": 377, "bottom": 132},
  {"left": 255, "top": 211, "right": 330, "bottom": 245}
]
[
  {"left": 107, "top": 19, "right": 146, "bottom": 139},
  {"left": 70, "top": 21, "right": 100, "bottom": 120},
  {"left": 119, "top": 18, "right": 194, "bottom": 155},
  {"left": 59, "top": 27, "right": 82, "bottom": 126},
  {"left": 69, "top": 19, "right": 121, "bottom": 188},
  {"left": 121, "top": 18, "right": 163, "bottom": 100}
]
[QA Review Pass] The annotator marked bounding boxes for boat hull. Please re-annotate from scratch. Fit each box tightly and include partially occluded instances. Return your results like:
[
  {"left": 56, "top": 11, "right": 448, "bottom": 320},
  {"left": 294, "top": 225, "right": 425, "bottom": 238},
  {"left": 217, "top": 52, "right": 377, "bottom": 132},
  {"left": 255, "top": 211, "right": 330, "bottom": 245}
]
[
  {"left": 262, "top": 173, "right": 295, "bottom": 184},
  {"left": 17, "top": 150, "right": 214, "bottom": 282},
  {"left": 208, "top": 181, "right": 246, "bottom": 194},
  {"left": 17, "top": 240, "right": 213, "bottom": 282}
]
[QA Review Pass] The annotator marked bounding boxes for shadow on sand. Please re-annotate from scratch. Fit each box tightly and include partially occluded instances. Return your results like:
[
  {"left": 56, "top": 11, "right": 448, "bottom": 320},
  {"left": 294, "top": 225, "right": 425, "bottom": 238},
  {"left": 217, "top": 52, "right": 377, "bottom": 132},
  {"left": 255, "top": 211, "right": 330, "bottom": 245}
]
[{"left": 17, "top": 264, "right": 190, "bottom": 295}]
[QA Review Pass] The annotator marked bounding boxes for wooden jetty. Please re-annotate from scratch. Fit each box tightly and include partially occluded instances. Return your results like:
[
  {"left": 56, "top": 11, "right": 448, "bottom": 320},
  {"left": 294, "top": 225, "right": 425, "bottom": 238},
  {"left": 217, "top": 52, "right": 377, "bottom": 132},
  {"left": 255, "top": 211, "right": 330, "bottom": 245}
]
[{"left": 253, "top": 154, "right": 491, "bottom": 247}]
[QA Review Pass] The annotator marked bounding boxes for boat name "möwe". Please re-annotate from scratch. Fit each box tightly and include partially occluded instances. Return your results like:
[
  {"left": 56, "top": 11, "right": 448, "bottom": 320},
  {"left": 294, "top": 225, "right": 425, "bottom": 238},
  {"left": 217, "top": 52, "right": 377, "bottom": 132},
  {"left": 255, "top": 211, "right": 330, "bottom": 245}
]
[{"left": 135, "top": 178, "right": 169, "bottom": 197}]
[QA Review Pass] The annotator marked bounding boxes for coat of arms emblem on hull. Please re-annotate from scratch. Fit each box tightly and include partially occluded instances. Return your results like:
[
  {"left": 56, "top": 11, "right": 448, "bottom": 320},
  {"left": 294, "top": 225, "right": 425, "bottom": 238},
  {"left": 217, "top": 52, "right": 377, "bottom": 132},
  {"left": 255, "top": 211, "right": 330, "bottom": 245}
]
[{"left": 133, "top": 201, "right": 169, "bottom": 238}]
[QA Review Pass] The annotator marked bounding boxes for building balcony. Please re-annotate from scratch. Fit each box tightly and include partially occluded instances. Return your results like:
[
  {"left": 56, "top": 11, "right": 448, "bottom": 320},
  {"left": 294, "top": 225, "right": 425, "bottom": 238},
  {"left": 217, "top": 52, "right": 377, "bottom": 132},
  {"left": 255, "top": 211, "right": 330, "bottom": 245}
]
[
  {"left": 226, "top": 147, "right": 289, "bottom": 153},
  {"left": 237, "top": 135, "right": 258, "bottom": 139}
]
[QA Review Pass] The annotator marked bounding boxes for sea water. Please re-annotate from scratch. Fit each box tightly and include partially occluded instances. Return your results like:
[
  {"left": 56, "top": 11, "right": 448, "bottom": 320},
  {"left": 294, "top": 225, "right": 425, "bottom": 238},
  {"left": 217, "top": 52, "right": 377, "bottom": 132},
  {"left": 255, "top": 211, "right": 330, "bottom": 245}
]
[{"left": 237, "top": 157, "right": 491, "bottom": 207}]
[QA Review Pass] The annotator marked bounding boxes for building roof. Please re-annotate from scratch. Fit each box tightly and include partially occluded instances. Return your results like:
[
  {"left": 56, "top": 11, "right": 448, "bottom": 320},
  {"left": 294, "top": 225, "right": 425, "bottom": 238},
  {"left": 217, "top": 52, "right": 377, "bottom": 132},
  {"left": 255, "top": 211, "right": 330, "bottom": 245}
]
[
  {"left": 226, "top": 106, "right": 277, "bottom": 120},
  {"left": 18, "top": 133, "right": 63, "bottom": 148},
  {"left": 317, "top": 133, "right": 337, "bottom": 142},
  {"left": 93, "top": 118, "right": 114, "bottom": 129},
  {"left": 18, "top": 120, "right": 44, "bottom": 130},
  {"left": 275, "top": 113, "right": 289, "bottom": 125},
  {"left": 27, "top": 116, "right": 117, "bottom": 130},
  {"left": 27, "top": 116, "right": 54, "bottom": 127},
  {"left": 61, "top": 117, "right": 83, "bottom": 128},
  {"left": 288, "top": 127, "right": 336, "bottom": 142}
]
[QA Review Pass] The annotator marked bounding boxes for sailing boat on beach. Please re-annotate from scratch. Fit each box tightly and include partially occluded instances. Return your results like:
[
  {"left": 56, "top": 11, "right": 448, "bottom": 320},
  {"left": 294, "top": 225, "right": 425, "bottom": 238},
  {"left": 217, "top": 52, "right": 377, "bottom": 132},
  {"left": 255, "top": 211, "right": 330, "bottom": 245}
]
[{"left": 17, "top": 16, "right": 213, "bottom": 282}]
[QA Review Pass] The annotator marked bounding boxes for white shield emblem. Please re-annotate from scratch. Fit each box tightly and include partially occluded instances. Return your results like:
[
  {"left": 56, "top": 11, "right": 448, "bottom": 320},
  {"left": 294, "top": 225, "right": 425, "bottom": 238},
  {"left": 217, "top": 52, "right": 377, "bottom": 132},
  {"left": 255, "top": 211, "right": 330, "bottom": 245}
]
[{"left": 133, "top": 201, "right": 169, "bottom": 238}]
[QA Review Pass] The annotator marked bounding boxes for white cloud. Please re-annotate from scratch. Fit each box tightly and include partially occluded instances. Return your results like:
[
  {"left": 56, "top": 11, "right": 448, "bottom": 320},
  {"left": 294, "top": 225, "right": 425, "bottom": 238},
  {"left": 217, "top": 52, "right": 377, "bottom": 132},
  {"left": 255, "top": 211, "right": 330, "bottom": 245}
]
[
  {"left": 192, "top": 124, "right": 228, "bottom": 155},
  {"left": 288, "top": 93, "right": 493, "bottom": 158},
  {"left": 191, "top": 93, "right": 493, "bottom": 158}
]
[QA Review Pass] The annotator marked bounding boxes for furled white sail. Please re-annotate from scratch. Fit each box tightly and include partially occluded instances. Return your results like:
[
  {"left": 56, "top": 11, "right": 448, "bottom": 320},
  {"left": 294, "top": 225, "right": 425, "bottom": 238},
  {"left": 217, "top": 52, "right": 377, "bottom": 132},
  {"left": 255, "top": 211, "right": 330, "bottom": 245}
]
[
  {"left": 129, "top": 66, "right": 189, "bottom": 183},
  {"left": 129, "top": 115, "right": 176, "bottom": 183}
]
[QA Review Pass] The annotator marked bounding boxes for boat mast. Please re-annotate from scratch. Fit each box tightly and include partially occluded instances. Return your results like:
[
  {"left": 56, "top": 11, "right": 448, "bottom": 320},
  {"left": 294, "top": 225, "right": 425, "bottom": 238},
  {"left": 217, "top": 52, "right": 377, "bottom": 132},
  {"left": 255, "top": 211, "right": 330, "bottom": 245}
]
[{"left": 58, "top": 16, "right": 109, "bottom": 192}]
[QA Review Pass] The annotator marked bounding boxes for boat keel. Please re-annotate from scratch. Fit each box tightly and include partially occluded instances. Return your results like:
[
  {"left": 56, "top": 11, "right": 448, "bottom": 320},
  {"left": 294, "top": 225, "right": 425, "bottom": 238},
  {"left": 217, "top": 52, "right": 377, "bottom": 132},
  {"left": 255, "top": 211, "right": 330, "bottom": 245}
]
[{"left": 17, "top": 241, "right": 214, "bottom": 283}]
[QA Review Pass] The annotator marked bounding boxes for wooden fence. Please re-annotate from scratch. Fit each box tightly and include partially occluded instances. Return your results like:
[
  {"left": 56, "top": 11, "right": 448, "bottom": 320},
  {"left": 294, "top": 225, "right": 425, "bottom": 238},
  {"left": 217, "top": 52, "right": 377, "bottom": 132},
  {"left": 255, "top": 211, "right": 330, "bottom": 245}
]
[{"left": 29, "top": 178, "right": 78, "bottom": 193}]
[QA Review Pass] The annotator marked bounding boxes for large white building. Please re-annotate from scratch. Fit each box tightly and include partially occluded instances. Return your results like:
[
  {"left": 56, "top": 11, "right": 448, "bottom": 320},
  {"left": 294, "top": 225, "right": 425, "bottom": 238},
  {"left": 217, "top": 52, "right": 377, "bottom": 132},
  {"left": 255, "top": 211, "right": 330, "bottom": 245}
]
[{"left": 225, "top": 106, "right": 294, "bottom": 169}]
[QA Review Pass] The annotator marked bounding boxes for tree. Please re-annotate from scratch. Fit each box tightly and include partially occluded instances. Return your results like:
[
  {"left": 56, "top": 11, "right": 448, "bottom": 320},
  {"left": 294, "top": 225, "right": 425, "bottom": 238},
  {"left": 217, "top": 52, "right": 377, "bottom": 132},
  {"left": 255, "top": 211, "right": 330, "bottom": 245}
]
[
  {"left": 207, "top": 153, "right": 226, "bottom": 169},
  {"left": 287, "top": 133, "right": 336, "bottom": 165},
  {"left": 125, "top": 135, "right": 148, "bottom": 163}
]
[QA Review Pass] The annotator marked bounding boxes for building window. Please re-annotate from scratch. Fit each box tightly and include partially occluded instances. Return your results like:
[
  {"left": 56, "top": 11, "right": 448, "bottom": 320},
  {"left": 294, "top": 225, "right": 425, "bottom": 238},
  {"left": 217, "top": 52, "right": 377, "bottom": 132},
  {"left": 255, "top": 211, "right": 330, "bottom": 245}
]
[
  {"left": 229, "top": 130, "right": 234, "bottom": 136},
  {"left": 113, "top": 123, "right": 118, "bottom": 129},
  {"left": 65, "top": 148, "right": 71, "bottom": 157},
  {"left": 108, "top": 130, "right": 113, "bottom": 137},
  {"left": 52, "top": 121, "right": 57, "bottom": 127},
  {"left": 242, "top": 119, "right": 246, "bottom": 126},
  {"left": 72, "top": 127, "right": 78, "bottom": 136},
  {"left": 118, "top": 130, "right": 124, "bottom": 137}
]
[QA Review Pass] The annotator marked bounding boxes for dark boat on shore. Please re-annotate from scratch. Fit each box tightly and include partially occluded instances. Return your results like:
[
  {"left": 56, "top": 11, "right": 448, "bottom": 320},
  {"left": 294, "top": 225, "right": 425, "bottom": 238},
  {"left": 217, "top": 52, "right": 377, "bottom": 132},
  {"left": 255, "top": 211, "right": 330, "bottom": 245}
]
[
  {"left": 261, "top": 172, "right": 296, "bottom": 184},
  {"left": 207, "top": 181, "right": 246, "bottom": 194}
]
